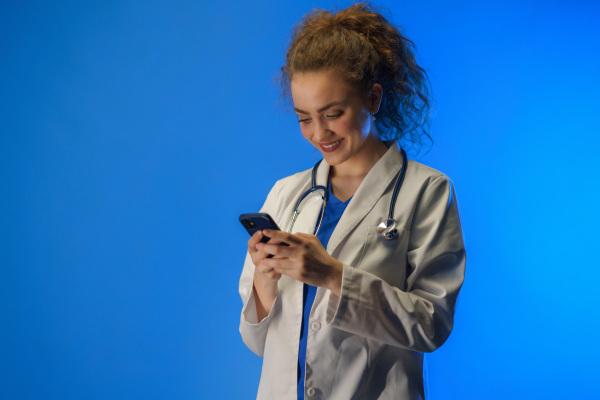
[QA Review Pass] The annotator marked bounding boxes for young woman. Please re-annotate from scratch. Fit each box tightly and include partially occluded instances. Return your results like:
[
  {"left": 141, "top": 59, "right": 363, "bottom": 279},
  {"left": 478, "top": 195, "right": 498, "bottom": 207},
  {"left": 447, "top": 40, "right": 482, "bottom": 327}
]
[{"left": 239, "top": 3, "right": 466, "bottom": 399}]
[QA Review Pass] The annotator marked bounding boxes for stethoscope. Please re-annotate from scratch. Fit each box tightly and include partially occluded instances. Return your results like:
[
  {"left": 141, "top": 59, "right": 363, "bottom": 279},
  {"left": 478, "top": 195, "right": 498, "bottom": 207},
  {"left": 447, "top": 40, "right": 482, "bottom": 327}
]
[{"left": 287, "top": 148, "right": 407, "bottom": 240}]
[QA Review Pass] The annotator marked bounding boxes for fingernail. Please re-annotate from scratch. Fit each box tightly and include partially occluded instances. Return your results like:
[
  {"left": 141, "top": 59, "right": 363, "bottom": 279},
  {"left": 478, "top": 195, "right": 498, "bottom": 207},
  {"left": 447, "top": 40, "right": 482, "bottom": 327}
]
[{"left": 263, "top": 229, "right": 271, "bottom": 235}]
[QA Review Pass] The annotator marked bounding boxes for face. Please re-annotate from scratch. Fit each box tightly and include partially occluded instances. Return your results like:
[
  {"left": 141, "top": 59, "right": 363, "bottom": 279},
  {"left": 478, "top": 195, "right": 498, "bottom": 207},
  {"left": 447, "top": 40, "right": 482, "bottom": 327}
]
[{"left": 290, "top": 69, "right": 382, "bottom": 170}]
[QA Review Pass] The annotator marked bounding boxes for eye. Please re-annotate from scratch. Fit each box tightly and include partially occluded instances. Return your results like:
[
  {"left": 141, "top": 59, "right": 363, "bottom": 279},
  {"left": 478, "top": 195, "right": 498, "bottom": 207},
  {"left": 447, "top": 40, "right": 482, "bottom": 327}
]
[
  {"left": 298, "top": 117, "right": 312, "bottom": 125},
  {"left": 325, "top": 112, "right": 342, "bottom": 120}
]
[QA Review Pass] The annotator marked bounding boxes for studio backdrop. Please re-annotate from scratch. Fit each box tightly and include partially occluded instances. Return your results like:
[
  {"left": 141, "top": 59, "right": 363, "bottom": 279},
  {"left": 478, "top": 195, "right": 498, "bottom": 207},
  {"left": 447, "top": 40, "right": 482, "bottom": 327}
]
[{"left": 1, "top": 0, "right": 599, "bottom": 399}]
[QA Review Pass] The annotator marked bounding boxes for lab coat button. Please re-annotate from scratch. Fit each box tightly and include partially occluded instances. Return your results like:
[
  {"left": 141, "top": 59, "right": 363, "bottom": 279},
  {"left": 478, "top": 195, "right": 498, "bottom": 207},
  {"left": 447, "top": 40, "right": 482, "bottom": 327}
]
[
  {"left": 307, "top": 387, "right": 316, "bottom": 397},
  {"left": 311, "top": 321, "right": 321, "bottom": 331}
]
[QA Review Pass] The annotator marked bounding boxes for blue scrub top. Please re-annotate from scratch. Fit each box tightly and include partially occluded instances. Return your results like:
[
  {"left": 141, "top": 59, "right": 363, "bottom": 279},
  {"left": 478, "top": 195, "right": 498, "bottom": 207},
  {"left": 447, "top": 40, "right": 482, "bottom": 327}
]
[{"left": 298, "top": 184, "right": 351, "bottom": 399}]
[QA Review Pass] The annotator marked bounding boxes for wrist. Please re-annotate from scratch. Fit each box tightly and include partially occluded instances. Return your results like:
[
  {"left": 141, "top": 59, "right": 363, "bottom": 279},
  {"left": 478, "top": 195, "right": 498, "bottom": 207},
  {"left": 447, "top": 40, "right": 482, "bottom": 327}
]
[
  {"left": 328, "top": 261, "right": 344, "bottom": 297},
  {"left": 253, "top": 272, "right": 278, "bottom": 322},
  {"left": 254, "top": 271, "right": 278, "bottom": 295}
]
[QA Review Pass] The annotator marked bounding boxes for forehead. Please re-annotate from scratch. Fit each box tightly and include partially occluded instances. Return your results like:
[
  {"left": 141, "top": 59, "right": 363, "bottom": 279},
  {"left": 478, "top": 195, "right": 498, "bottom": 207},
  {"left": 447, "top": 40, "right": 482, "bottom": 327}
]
[{"left": 290, "top": 69, "right": 360, "bottom": 107}]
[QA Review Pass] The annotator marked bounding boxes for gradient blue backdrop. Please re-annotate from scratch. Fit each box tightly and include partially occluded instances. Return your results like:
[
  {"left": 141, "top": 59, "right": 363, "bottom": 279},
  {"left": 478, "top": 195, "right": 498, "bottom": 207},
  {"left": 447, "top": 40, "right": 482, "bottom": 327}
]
[{"left": 1, "top": 1, "right": 599, "bottom": 398}]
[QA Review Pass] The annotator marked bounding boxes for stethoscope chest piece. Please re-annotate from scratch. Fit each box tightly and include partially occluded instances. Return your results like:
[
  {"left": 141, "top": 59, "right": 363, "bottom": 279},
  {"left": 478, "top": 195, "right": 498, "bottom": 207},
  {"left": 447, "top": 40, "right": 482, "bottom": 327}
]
[{"left": 377, "top": 218, "right": 398, "bottom": 240}]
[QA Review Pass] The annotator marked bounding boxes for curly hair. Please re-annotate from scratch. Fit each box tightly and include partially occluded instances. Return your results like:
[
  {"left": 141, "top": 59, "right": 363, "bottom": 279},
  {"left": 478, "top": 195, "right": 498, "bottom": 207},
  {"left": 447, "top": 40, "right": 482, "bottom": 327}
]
[{"left": 281, "top": 2, "right": 432, "bottom": 152}]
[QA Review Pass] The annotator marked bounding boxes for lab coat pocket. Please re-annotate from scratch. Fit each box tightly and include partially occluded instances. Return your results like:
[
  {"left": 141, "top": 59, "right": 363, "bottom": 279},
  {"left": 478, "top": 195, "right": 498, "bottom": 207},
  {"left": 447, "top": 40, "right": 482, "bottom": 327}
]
[{"left": 357, "top": 225, "right": 410, "bottom": 290}]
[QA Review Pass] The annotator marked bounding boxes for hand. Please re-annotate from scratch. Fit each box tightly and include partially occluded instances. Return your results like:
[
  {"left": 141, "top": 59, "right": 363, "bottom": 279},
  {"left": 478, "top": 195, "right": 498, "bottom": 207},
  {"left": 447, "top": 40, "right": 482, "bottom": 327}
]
[
  {"left": 247, "top": 230, "right": 282, "bottom": 321},
  {"left": 248, "top": 230, "right": 283, "bottom": 281},
  {"left": 257, "top": 229, "right": 343, "bottom": 296}
]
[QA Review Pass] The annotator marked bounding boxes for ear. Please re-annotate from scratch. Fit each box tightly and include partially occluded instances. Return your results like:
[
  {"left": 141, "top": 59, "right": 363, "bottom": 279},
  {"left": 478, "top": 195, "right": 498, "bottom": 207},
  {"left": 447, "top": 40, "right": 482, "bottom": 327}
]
[{"left": 368, "top": 83, "right": 383, "bottom": 114}]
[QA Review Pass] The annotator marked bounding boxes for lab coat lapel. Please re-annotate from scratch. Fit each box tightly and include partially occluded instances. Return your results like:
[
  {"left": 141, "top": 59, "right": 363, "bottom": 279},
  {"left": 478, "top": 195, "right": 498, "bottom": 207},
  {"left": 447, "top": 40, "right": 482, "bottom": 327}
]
[{"left": 327, "top": 144, "right": 405, "bottom": 254}]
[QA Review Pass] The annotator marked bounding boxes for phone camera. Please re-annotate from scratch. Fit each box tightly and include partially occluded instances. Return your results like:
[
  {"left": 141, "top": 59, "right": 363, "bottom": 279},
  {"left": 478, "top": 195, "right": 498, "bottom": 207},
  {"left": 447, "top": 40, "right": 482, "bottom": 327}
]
[{"left": 242, "top": 220, "right": 255, "bottom": 229}]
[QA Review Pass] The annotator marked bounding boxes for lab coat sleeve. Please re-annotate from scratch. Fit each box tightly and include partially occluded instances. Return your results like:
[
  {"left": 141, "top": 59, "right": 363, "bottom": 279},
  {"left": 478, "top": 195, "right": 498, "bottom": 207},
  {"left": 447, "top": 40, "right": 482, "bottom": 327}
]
[
  {"left": 326, "top": 175, "right": 466, "bottom": 353},
  {"left": 238, "top": 181, "right": 284, "bottom": 357}
]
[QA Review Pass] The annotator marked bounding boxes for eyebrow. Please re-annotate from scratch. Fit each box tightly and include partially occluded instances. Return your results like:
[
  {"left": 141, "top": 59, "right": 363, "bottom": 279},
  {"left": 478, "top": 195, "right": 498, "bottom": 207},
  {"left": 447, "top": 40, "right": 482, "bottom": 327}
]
[{"left": 294, "top": 101, "right": 344, "bottom": 115}]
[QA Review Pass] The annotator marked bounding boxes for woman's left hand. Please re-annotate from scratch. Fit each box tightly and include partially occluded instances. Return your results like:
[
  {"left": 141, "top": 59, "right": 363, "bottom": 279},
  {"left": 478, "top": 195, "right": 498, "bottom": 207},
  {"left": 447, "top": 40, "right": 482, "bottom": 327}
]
[{"left": 256, "top": 229, "right": 343, "bottom": 296}]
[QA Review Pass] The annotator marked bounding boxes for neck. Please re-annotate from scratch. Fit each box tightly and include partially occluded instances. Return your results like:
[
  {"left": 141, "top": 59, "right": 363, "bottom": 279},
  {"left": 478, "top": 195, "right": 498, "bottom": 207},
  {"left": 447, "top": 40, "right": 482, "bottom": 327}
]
[
  {"left": 330, "top": 134, "right": 388, "bottom": 180},
  {"left": 328, "top": 134, "right": 389, "bottom": 202}
]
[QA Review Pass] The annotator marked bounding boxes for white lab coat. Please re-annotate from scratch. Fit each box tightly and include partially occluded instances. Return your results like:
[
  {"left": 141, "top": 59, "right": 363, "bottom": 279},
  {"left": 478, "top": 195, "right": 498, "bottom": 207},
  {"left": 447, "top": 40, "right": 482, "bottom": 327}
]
[{"left": 239, "top": 143, "right": 466, "bottom": 400}]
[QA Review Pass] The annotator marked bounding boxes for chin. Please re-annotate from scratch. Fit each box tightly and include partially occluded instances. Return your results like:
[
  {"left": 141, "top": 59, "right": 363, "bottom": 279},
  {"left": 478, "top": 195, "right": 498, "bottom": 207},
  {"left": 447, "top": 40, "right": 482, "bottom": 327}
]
[{"left": 322, "top": 152, "right": 349, "bottom": 167}]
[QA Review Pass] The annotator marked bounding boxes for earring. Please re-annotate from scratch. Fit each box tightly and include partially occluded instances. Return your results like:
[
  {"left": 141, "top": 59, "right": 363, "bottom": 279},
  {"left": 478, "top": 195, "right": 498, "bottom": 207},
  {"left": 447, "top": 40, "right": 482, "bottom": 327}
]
[{"left": 372, "top": 112, "right": 377, "bottom": 121}]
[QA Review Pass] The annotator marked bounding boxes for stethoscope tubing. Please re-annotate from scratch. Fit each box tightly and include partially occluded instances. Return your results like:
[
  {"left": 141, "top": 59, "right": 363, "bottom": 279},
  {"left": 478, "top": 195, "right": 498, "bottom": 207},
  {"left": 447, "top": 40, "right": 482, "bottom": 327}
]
[
  {"left": 387, "top": 148, "right": 407, "bottom": 220},
  {"left": 288, "top": 148, "right": 407, "bottom": 239}
]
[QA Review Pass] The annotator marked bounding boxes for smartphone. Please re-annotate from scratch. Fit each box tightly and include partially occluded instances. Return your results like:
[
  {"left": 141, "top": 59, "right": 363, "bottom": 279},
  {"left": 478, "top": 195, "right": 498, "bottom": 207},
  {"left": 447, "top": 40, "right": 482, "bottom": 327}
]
[{"left": 239, "top": 213, "right": 289, "bottom": 256}]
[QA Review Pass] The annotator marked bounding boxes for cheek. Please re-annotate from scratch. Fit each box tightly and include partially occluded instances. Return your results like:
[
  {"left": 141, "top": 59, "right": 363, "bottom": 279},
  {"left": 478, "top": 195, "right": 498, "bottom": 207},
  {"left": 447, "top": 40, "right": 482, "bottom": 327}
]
[
  {"left": 357, "top": 111, "right": 371, "bottom": 134},
  {"left": 329, "top": 118, "right": 353, "bottom": 134},
  {"left": 336, "top": 116, "right": 366, "bottom": 137}
]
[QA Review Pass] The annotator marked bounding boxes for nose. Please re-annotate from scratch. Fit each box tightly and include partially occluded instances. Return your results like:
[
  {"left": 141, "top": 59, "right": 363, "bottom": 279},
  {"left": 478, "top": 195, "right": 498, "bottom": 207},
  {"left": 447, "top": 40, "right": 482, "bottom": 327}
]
[{"left": 313, "top": 119, "right": 332, "bottom": 142}]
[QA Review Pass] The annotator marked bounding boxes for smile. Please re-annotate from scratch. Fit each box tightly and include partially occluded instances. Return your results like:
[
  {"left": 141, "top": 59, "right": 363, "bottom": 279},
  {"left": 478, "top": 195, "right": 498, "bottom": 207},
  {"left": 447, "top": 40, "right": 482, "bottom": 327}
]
[{"left": 319, "top": 139, "right": 344, "bottom": 152}]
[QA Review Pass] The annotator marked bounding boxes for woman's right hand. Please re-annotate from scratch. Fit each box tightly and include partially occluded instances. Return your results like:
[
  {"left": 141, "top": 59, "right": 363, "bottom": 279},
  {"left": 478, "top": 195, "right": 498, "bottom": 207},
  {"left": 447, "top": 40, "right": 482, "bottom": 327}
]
[
  {"left": 248, "top": 231, "right": 283, "bottom": 281},
  {"left": 248, "top": 231, "right": 281, "bottom": 321}
]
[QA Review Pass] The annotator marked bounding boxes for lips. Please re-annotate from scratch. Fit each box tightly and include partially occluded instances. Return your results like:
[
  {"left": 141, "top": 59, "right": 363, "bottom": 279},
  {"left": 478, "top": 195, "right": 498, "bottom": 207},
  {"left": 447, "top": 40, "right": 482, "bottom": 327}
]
[{"left": 319, "top": 138, "right": 344, "bottom": 153}]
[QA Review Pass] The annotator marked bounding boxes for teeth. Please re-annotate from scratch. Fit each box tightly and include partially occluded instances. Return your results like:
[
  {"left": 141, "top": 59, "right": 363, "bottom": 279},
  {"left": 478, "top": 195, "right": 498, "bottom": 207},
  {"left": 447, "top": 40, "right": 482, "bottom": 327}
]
[{"left": 322, "top": 139, "right": 342, "bottom": 149}]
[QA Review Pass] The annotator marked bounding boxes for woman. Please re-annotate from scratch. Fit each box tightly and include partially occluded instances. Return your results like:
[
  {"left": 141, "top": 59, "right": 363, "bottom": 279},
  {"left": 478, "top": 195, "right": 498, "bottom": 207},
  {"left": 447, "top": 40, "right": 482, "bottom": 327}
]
[{"left": 239, "top": 3, "right": 466, "bottom": 399}]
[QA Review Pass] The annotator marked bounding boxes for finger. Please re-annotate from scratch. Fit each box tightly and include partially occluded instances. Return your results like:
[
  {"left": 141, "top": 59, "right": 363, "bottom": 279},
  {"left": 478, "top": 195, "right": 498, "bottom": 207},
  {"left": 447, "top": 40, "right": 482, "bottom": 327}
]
[
  {"left": 248, "top": 230, "right": 265, "bottom": 250},
  {"left": 261, "top": 257, "right": 283, "bottom": 272},
  {"left": 251, "top": 243, "right": 274, "bottom": 263},
  {"left": 257, "top": 242, "right": 294, "bottom": 259},
  {"left": 266, "top": 237, "right": 283, "bottom": 245},
  {"left": 263, "top": 229, "right": 303, "bottom": 246},
  {"left": 264, "top": 259, "right": 302, "bottom": 282},
  {"left": 256, "top": 256, "right": 285, "bottom": 280},
  {"left": 257, "top": 267, "right": 281, "bottom": 281},
  {"left": 263, "top": 254, "right": 300, "bottom": 271},
  {"left": 256, "top": 262, "right": 277, "bottom": 275},
  {"left": 251, "top": 250, "right": 268, "bottom": 266},
  {"left": 294, "top": 232, "right": 317, "bottom": 240},
  {"left": 251, "top": 231, "right": 284, "bottom": 248},
  {"left": 249, "top": 238, "right": 271, "bottom": 266}
]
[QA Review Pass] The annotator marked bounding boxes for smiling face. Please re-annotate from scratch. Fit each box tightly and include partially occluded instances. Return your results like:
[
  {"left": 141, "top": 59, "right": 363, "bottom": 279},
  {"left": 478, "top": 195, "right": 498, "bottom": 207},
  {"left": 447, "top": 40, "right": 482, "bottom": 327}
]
[{"left": 291, "top": 69, "right": 385, "bottom": 174}]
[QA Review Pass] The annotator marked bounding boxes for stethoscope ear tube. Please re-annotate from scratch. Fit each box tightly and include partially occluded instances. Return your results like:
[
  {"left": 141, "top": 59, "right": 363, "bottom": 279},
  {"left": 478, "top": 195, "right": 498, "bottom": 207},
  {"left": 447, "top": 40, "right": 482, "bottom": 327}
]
[
  {"left": 287, "top": 186, "right": 328, "bottom": 234},
  {"left": 287, "top": 158, "right": 328, "bottom": 234}
]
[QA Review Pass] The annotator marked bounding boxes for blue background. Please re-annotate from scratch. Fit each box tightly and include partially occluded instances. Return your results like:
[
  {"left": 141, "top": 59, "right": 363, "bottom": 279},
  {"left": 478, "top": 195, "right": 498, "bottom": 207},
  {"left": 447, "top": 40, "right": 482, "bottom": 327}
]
[{"left": 1, "top": 0, "right": 599, "bottom": 398}]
